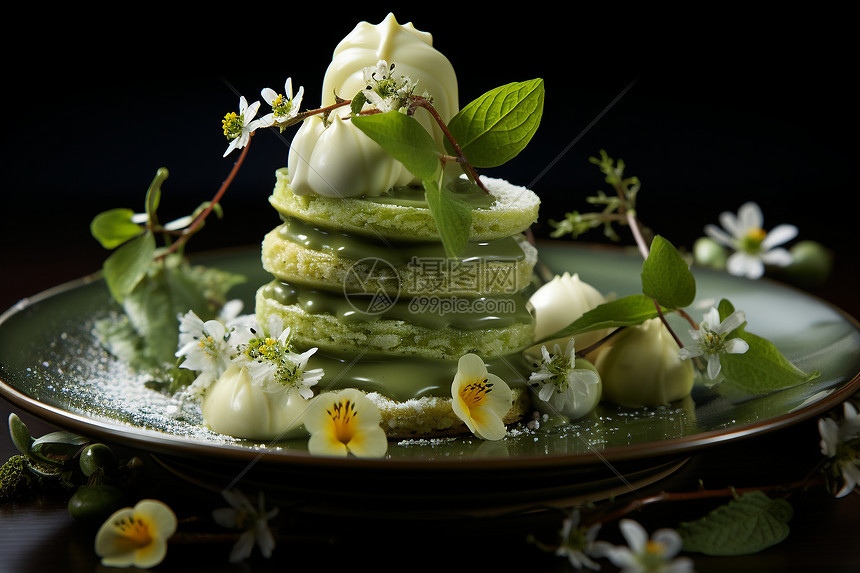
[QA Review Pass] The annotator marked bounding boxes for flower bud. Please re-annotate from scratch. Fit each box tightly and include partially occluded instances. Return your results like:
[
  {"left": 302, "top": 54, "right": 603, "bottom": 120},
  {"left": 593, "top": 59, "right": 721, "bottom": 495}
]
[
  {"left": 529, "top": 272, "right": 609, "bottom": 352},
  {"left": 595, "top": 318, "right": 694, "bottom": 407},
  {"left": 201, "top": 365, "right": 307, "bottom": 440},
  {"left": 693, "top": 237, "right": 727, "bottom": 270}
]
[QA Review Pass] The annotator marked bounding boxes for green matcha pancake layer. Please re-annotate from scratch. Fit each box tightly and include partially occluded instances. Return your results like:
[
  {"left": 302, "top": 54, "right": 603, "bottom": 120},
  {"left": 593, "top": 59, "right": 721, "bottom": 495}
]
[
  {"left": 261, "top": 222, "right": 538, "bottom": 297},
  {"left": 256, "top": 283, "right": 536, "bottom": 362},
  {"left": 268, "top": 167, "right": 541, "bottom": 241}
]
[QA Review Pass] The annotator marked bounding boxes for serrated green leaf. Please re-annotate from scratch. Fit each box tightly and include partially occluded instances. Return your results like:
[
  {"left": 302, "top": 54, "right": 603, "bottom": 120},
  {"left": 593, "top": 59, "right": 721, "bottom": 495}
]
[
  {"left": 679, "top": 491, "right": 793, "bottom": 556},
  {"left": 102, "top": 230, "right": 156, "bottom": 303},
  {"left": 90, "top": 208, "right": 144, "bottom": 249},
  {"left": 540, "top": 294, "right": 665, "bottom": 343},
  {"left": 422, "top": 179, "right": 472, "bottom": 258},
  {"left": 445, "top": 79, "right": 544, "bottom": 168},
  {"left": 716, "top": 299, "right": 819, "bottom": 394},
  {"left": 351, "top": 111, "right": 440, "bottom": 180},
  {"left": 8, "top": 413, "right": 32, "bottom": 455},
  {"left": 641, "top": 235, "right": 696, "bottom": 310}
]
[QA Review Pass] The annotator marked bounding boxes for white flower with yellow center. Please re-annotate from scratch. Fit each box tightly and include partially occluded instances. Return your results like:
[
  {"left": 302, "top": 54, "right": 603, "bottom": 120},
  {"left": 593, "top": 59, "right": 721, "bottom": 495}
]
[
  {"left": 175, "top": 310, "right": 239, "bottom": 395},
  {"left": 556, "top": 508, "right": 603, "bottom": 570},
  {"left": 212, "top": 489, "right": 278, "bottom": 563},
  {"left": 94, "top": 499, "right": 177, "bottom": 569},
  {"left": 259, "top": 77, "right": 304, "bottom": 128},
  {"left": 235, "top": 316, "right": 324, "bottom": 399},
  {"left": 530, "top": 339, "right": 601, "bottom": 421},
  {"left": 222, "top": 96, "right": 262, "bottom": 157},
  {"left": 678, "top": 307, "right": 749, "bottom": 379},
  {"left": 361, "top": 59, "right": 417, "bottom": 113},
  {"left": 304, "top": 389, "right": 388, "bottom": 458},
  {"left": 601, "top": 519, "right": 694, "bottom": 573},
  {"left": 451, "top": 353, "right": 513, "bottom": 441},
  {"left": 704, "top": 201, "right": 798, "bottom": 279}
]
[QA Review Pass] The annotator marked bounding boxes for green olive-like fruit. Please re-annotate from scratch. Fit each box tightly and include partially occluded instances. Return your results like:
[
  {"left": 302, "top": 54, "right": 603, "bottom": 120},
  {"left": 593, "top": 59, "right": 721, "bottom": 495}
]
[
  {"left": 693, "top": 237, "right": 727, "bottom": 270},
  {"left": 783, "top": 240, "right": 833, "bottom": 288},
  {"left": 78, "top": 443, "right": 117, "bottom": 477},
  {"left": 67, "top": 484, "right": 126, "bottom": 522}
]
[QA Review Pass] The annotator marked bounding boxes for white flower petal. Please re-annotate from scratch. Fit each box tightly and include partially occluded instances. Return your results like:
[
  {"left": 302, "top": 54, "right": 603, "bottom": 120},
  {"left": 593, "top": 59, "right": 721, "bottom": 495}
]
[
  {"left": 707, "top": 353, "right": 722, "bottom": 379},
  {"left": 760, "top": 247, "right": 794, "bottom": 267},
  {"left": 704, "top": 223, "right": 736, "bottom": 247},
  {"left": 619, "top": 519, "right": 648, "bottom": 553},
  {"left": 762, "top": 224, "right": 799, "bottom": 249},
  {"left": 737, "top": 201, "right": 763, "bottom": 231},
  {"left": 723, "top": 337, "right": 749, "bottom": 355}
]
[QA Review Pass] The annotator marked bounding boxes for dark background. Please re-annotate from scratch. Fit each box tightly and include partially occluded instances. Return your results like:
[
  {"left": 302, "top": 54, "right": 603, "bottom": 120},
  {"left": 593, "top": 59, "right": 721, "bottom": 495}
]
[{"left": 2, "top": 7, "right": 857, "bottom": 317}]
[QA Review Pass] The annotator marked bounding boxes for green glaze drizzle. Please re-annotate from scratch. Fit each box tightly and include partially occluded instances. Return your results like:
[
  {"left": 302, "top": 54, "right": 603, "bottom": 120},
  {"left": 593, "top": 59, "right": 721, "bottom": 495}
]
[
  {"left": 277, "top": 215, "right": 526, "bottom": 265},
  {"left": 259, "top": 279, "right": 534, "bottom": 330}
]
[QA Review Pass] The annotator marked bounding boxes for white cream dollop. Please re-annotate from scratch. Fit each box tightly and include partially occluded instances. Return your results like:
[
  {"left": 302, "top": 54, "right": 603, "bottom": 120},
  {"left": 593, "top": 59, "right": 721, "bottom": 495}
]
[
  {"left": 287, "top": 13, "right": 459, "bottom": 198},
  {"left": 201, "top": 365, "right": 308, "bottom": 441},
  {"left": 528, "top": 272, "right": 611, "bottom": 356},
  {"left": 594, "top": 318, "right": 694, "bottom": 408}
]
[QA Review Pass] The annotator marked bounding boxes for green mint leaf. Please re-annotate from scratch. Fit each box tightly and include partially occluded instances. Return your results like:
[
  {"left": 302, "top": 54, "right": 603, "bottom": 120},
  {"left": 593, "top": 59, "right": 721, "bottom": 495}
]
[
  {"left": 716, "top": 300, "right": 820, "bottom": 394},
  {"left": 106, "top": 257, "right": 246, "bottom": 372},
  {"left": 351, "top": 111, "right": 440, "bottom": 180},
  {"left": 102, "top": 230, "right": 156, "bottom": 303},
  {"left": 679, "top": 491, "right": 793, "bottom": 556},
  {"left": 90, "top": 208, "right": 144, "bottom": 250},
  {"left": 541, "top": 294, "right": 665, "bottom": 343},
  {"left": 8, "top": 413, "right": 32, "bottom": 456},
  {"left": 350, "top": 91, "right": 367, "bottom": 115},
  {"left": 422, "top": 178, "right": 472, "bottom": 258},
  {"left": 445, "top": 79, "right": 544, "bottom": 168},
  {"left": 145, "top": 167, "right": 169, "bottom": 222},
  {"left": 641, "top": 235, "right": 696, "bottom": 310}
]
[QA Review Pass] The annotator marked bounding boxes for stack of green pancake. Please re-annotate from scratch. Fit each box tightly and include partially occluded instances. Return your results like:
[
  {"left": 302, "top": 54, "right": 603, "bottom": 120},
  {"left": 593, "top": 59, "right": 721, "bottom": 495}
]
[{"left": 255, "top": 167, "right": 541, "bottom": 438}]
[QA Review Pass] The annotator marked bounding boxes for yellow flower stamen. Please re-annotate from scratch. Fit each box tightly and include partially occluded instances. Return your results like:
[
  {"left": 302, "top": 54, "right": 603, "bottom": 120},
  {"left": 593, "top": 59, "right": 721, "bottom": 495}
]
[
  {"left": 222, "top": 111, "right": 244, "bottom": 139},
  {"left": 113, "top": 516, "right": 154, "bottom": 550},
  {"left": 739, "top": 227, "right": 768, "bottom": 253},
  {"left": 327, "top": 398, "right": 358, "bottom": 444},
  {"left": 645, "top": 540, "right": 666, "bottom": 555},
  {"left": 460, "top": 378, "right": 493, "bottom": 409}
]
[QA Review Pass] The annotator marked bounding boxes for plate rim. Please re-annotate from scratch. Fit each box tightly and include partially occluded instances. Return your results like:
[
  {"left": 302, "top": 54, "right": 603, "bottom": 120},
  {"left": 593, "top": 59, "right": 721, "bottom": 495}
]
[{"left": 1, "top": 242, "right": 859, "bottom": 472}]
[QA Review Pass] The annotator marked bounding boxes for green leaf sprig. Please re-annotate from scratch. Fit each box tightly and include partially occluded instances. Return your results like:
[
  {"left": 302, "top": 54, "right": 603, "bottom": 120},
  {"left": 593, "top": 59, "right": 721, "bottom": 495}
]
[
  {"left": 89, "top": 166, "right": 245, "bottom": 376},
  {"left": 541, "top": 154, "right": 818, "bottom": 395},
  {"left": 352, "top": 79, "right": 545, "bottom": 257}
]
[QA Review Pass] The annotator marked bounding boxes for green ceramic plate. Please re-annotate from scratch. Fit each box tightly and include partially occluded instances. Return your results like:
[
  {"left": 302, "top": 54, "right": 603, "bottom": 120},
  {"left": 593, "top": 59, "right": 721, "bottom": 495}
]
[{"left": 2, "top": 242, "right": 858, "bottom": 516}]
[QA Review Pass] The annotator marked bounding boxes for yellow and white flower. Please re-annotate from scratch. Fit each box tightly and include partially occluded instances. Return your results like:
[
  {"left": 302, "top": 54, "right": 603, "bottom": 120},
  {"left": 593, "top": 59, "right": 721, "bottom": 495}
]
[
  {"left": 259, "top": 77, "right": 304, "bottom": 128},
  {"left": 451, "top": 353, "right": 513, "bottom": 441},
  {"left": 704, "top": 201, "right": 798, "bottom": 279},
  {"left": 529, "top": 339, "right": 601, "bottom": 421},
  {"left": 94, "top": 499, "right": 177, "bottom": 569},
  {"left": 222, "top": 96, "right": 262, "bottom": 157},
  {"left": 304, "top": 389, "right": 388, "bottom": 458}
]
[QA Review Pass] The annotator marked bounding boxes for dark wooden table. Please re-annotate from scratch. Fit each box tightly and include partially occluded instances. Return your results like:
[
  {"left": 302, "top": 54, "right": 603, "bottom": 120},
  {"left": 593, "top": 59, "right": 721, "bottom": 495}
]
[{"left": 2, "top": 243, "right": 859, "bottom": 573}]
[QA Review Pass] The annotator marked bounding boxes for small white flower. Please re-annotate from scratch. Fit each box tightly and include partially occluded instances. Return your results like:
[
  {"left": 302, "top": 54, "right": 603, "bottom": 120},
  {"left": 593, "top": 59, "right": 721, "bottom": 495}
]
[
  {"left": 678, "top": 307, "right": 749, "bottom": 379},
  {"left": 258, "top": 77, "right": 304, "bottom": 128},
  {"left": 601, "top": 519, "right": 694, "bottom": 573},
  {"left": 704, "top": 201, "right": 798, "bottom": 279},
  {"left": 556, "top": 508, "right": 603, "bottom": 570},
  {"left": 819, "top": 401, "right": 860, "bottom": 497},
  {"left": 212, "top": 489, "right": 278, "bottom": 563},
  {"left": 234, "top": 315, "right": 323, "bottom": 397},
  {"left": 175, "top": 310, "right": 239, "bottom": 393},
  {"left": 530, "top": 339, "right": 600, "bottom": 419},
  {"left": 361, "top": 60, "right": 416, "bottom": 113},
  {"left": 222, "top": 96, "right": 262, "bottom": 157}
]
